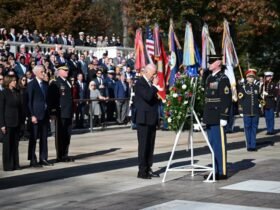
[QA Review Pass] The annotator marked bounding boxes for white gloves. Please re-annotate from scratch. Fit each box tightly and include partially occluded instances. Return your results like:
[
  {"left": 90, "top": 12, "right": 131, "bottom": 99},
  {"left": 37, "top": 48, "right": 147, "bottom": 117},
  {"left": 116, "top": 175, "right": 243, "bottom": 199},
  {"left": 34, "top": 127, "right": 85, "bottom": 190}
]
[
  {"left": 263, "top": 91, "right": 268, "bottom": 96},
  {"left": 240, "top": 113, "right": 244, "bottom": 117},
  {"left": 220, "top": 119, "right": 227, "bottom": 127}
]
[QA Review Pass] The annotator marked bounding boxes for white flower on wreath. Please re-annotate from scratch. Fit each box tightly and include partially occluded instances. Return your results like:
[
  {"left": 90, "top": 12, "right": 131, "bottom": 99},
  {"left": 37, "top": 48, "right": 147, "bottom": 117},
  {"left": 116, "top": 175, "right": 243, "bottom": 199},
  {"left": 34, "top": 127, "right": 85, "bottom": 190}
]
[
  {"left": 173, "top": 93, "right": 178, "bottom": 98},
  {"left": 167, "top": 118, "right": 172, "bottom": 123},
  {"left": 182, "top": 84, "right": 187, "bottom": 90},
  {"left": 177, "top": 115, "right": 181, "bottom": 119},
  {"left": 183, "top": 100, "right": 188, "bottom": 105}
]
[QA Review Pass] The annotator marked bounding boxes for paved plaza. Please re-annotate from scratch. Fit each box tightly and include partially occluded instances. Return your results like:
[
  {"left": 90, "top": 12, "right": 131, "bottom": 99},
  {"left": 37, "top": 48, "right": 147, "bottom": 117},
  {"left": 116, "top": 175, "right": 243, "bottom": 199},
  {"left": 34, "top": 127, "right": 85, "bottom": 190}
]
[{"left": 0, "top": 117, "right": 280, "bottom": 209}]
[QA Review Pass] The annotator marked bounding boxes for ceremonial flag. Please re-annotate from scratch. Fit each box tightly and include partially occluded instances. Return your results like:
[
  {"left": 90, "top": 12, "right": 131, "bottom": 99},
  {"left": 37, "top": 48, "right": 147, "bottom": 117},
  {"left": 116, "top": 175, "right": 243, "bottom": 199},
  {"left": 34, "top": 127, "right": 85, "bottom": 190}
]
[
  {"left": 145, "top": 25, "right": 154, "bottom": 64},
  {"left": 153, "top": 23, "right": 161, "bottom": 59},
  {"left": 183, "top": 22, "right": 195, "bottom": 66},
  {"left": 168, "top": 19, "right": 182, "bottom": 87},
  {"left": 222, "top": 19, "right": 238, "bottom": 101},
  {"left": 153, "top": 23, "right": 168, "bottom": 100},
  {"left": 183, "top": 22, "right": 200, "bottom": 77},
  {"left": 201, "top": 23, "right": 216, "bottom": 70},
  {"left": 134, "top": 28, "right": 146, "bottom": 72}
]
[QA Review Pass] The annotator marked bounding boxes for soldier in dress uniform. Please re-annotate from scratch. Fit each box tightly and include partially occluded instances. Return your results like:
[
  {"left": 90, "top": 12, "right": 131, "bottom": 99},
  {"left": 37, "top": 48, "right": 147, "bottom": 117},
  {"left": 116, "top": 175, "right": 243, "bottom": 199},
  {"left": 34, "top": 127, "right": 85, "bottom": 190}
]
[
  {"left": 238, "top": 69, "right": 260, "bottom": 151},
  {"left": 48, "top": 65, "right": 74, "bottom": 162},
  {"left": 261, "top": 71, "right": 277, "bottom": 135},
  {"left": 203, "top": 56, "right": 232, "bottom": 180}
]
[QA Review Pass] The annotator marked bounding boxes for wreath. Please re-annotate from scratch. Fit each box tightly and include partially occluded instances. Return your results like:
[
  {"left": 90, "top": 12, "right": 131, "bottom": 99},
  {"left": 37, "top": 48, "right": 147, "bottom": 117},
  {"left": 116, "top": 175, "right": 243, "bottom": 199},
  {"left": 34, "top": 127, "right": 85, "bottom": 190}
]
[{"left": 165, "top": 71, "right": 205, "bottom": 132}]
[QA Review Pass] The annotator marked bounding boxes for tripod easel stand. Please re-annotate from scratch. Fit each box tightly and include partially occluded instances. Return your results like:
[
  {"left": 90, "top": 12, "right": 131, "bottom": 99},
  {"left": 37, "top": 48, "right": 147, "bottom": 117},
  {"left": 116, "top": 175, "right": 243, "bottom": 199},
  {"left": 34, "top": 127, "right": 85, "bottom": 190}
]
[{"left": 162, "top": 77, "right": 216, "bottom": 183}]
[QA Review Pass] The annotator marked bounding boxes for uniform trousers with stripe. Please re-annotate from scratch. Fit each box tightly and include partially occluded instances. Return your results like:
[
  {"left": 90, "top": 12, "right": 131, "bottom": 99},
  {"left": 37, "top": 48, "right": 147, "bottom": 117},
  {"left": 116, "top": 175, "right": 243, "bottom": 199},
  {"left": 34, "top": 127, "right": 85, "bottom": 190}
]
[
  {"left": 264, "top": 108, "right": 275, "bottom": 133},
  {"left": 243, "top": 115, "right": 259, "bottom": 149},
  {"left": 206, "top": 125, "right": 227, "bottom": 176}
]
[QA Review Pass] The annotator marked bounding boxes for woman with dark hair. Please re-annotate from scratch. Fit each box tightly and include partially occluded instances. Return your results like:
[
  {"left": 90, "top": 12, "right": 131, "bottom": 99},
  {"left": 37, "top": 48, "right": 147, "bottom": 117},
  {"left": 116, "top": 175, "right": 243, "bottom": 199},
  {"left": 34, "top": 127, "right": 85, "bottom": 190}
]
[
  {"left": 0, "top": 75, "right": 22, "bottom": 171},
  {"left": 18, "top": 76, "right": 29, "bottom": 140}
]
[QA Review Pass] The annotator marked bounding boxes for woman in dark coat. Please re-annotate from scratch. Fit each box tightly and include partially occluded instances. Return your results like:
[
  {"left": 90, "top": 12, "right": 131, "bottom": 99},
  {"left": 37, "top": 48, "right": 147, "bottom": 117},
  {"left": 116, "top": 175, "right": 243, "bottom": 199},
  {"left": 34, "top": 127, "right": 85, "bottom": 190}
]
[{"left": 0, "top": 75, "right": 22, "bottom": 171}]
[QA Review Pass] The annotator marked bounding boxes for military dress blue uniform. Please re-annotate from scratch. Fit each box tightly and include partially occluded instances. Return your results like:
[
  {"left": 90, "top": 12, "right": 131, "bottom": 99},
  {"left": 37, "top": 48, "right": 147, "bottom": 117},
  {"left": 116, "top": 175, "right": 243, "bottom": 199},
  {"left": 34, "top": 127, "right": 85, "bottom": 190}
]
[
  {"left": 238, "top": 69, "right": 260, "bottom": 151},
  {"left": 261, "top": 71, "right": 277, "bottom": 135},
  {"left": 203, "top": 70, "right": 232, "bottom": 178}
]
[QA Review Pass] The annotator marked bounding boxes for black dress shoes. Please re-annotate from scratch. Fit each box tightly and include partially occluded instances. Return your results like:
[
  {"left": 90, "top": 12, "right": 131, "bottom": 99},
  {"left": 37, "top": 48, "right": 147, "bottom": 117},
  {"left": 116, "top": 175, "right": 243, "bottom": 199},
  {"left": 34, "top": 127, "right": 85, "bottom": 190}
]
[
  {"left": 247, "top": 148, "right": 257, "bottom": 152},
  {"left": 148, "top": 169, "right": 160, "bottom": 177},
  {"left": 57, "top": 157, "right": 75, "bottom": 162},
  {"left": 39, "top": 160, "right": 53, "bottom": 166},
  {"left": 30, "top": 161, "right": 43, "bottom": 168},
  {"left": 137, "top": 172, "right": 151, "bottom": 179}
]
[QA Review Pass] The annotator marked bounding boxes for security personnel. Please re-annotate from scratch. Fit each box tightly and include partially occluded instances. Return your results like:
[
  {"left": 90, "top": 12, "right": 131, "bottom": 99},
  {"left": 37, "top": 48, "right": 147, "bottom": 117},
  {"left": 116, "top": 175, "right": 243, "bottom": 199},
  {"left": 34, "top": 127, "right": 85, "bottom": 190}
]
[
  {"left": 261, "top": 71, "right": 277, "bottom": 135},
  {"left": 203, "top": 56, "right": 232, "bottom": 180},
  {"left": 238, "top": 69, "right": 260, "bottom": 151},
  {"left": 48, "top": 65, "right": 74, "bottom": 162}
]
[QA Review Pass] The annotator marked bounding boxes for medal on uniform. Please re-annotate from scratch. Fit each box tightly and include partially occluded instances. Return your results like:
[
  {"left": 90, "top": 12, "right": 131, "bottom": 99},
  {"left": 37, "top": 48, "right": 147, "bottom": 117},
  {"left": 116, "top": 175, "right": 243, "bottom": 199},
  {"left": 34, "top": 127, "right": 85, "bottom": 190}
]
[{"left": 224, "top": 86, "right": 229, "bottom": 94}]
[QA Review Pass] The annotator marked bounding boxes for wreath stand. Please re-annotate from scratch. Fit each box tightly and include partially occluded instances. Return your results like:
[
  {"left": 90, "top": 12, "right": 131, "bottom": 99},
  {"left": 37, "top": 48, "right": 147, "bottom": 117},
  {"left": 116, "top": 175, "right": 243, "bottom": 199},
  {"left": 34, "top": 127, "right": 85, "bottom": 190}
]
[{"left": 162, "top": 77, "right": 216, "bottom": 183}]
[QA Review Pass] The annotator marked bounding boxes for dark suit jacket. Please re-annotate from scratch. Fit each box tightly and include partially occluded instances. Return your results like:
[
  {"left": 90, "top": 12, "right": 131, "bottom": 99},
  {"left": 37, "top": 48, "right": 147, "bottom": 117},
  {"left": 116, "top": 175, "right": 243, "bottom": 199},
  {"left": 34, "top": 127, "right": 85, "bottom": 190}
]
[
  {"left": 134, "top": 77, "right": 159, "bottom": 126},
  {"left": 27, "top": 79, "right": 49, "bottom": 121},
  {"left": 48, "top": 77, "right": 73, "bottom": 119},
  {"left": 114, "top": 80, "right": 129, "bottom": 99},
  {"left": 0, "top": 89, "right": 21, "bottom": 128},
  {"left": 93, "top": 77, "right": 108, "bottom": 97}
]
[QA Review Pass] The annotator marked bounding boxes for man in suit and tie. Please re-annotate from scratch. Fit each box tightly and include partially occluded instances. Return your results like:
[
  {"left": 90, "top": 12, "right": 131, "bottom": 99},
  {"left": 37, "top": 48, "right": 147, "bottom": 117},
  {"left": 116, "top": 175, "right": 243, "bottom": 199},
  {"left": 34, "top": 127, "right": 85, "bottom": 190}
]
[
  {"left": 14, "top": 56, "right": 28, "bottom": 78},
  {"left": 114, "top": 73, "right": 129, "bottom": 124},
  {"left": 27, "top": 65, "right": 52, "bottom": 167},
  {"left": 78, "top": 54, "right": 88, "bottom": 81},
  {"left": 75, "top": 73, "right": 87, "bottom": 128},
  {"left": 93, "top": 69, "right": 108, "bottom": 125},
  {"left": 49, "top": 65, "right": 74, "bottom": 162},
  {"left": 134, "top": 64, "right": 160, "bottom": 179}
]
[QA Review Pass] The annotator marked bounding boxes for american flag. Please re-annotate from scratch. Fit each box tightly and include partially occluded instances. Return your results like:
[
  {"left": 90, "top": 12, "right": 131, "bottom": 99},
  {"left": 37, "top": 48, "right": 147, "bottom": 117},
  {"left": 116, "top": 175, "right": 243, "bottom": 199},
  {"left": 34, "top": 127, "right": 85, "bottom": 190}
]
[{"left": 145, "top": 25, "right": 154, "bottom": 64}]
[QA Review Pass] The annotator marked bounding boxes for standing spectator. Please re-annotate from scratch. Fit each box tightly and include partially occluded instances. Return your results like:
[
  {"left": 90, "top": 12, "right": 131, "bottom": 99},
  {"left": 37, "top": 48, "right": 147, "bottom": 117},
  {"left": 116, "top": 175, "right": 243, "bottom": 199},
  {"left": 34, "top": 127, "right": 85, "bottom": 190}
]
[
  {"left": 75, "top": 32, "right": 85, "bottom": 46},
  {"left": 14, "top": 56, "right": 28, "bottom": 78},
  {"left": 25, "top": 70, "right": 34, "bottom": 83},
  {"left": 104, "top": 70, "right": 116, "bottom": 121},
  {"left": 0, "top": 75, "right": 21, "bottom": 171},
  {"left": 48, "top": 65, "right": 74, "bottom": 162},
  {"left": 96, "top": 36, "right": 103, "bottom": 47},
  {"left": 56, "top": 49, "right": 67, "bottom": 66},
  {"left": 87, "top": 62, "right": 98, "bottom": 82},
  {"left": 113, "top": 51, "right": 124, "bottom": 66},
  {"left": 75, "top": 73, "right": 87, "bottom": 128},
  {"left": 57, "top": 32, "right": 68, "bottom": 45},
  {"left": 8, "top": 28, "right": 17, "bottom": 42},
  {"left": 78, "top": 54, "right": 88, "bottom": 81},
  {"left": 67, "top": 34, "right": 75, "bottom": 46},
  {"left": 91, "top": 36, "right": 97, "bottom": 47},
  {"left": 16, "top": 44, "right": 31, "bottom": 65},
  {"left": 70, "top": 77, "right": 79, "bottom": 117},
  {"left": 115, "top": 36, "right": 123, "bottom": 47},
  {"left": 88, "top": 81, "right": 106, "bottom": 127},
  {"left": 47, "top": 32, "right": 57, "bottom": 44},
  {"left": 114, "top": 73, "right": 129, "bottom": 124},
  {"left": 67, "top": 53, "right": 79, "bottom": 78},
  {"left": 85, "top": 35, "right": 91, "bottom": 46},
  {"left": 27, "top": 65, "right": 51, "bottom": 167},
  {"left": 32, "top": 30, "right": 41, "bottom": 43},
  {"left": 93, "top": 69, "right": 108, "bottom": 125}
]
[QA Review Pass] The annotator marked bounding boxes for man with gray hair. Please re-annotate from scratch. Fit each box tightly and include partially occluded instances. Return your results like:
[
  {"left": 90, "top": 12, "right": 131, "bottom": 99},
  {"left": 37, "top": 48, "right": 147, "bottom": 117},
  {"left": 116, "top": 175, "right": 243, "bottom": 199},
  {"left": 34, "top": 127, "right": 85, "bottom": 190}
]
[
  {"left": 134, "top": 64, "right": 160, "bottom": 179},
  {"left": 27, "top": 65, "right": 51, "bottom": 167}
]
